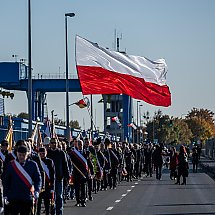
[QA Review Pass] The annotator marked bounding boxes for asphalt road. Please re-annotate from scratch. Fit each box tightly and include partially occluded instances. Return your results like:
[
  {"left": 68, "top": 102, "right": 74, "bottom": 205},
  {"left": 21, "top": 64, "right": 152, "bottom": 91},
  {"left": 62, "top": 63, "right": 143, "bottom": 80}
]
[{"left": 64, "top": 167, "right": 215, "bottom": 215}]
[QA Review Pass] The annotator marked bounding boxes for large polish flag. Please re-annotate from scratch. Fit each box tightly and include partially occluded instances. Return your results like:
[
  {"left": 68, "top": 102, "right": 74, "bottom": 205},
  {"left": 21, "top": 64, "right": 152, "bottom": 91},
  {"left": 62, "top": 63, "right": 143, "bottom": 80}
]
[{"left": 75, "top": 36, "right": 171, "bottom": 107}]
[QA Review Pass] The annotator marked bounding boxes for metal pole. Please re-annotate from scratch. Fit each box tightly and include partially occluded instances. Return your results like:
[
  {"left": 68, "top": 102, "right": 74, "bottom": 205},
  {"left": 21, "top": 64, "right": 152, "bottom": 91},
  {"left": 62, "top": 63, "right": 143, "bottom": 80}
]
[
  {"left": 28, "top": 0, "right": 32, "bottom": 138},
  {"left": 91, "top": 95, "right": 93, "bottom": 139},
  {"left": 137, "top": 101, "right": 140, "bottom": 143},
  {"left": 152, "top": 120, "right": 155, "bottom": 143},
  {"left": 139, "top": 104, "right": 142, "bottom": 143},
  {"left": 65, "top": 15, "right": 70, "bottom": 141},
  {"left": 51, "top": 110, "right": 54, "bottom": 138},
  {"left": 65, "top": 13, "right": 75, "bottom": 142}
]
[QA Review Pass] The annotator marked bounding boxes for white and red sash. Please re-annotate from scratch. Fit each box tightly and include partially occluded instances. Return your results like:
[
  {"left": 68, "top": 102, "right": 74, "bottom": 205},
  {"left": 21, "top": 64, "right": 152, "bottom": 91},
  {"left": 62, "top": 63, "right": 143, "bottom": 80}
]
[
  {"left": 9, "top": 152, "right": 16, "bottom": 160},
  {"left": 11, "top": 160, "right": 34, "bottom": 194},
  {"left": 41, "top": 160, "right": 50, "bottom": 182},
  {"left": 0, "top": 151, "right": 5, "bottom": 162}
]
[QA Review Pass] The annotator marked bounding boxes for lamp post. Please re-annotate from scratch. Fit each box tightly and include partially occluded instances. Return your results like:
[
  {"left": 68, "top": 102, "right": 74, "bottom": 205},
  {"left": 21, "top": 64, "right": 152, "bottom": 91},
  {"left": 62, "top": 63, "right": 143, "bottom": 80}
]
[
  {"left": 28, "top": 0, "right": 32, "bottom": 138},
  {"left": 65, "top": 12, "right": 75, "bottom": 142}
]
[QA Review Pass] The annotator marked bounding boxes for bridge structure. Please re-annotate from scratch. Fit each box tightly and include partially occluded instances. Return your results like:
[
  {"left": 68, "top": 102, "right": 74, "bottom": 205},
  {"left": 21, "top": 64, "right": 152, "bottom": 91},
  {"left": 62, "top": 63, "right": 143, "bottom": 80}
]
[{"left": 0, "top": 62, "right": 132, "bottom": 141}]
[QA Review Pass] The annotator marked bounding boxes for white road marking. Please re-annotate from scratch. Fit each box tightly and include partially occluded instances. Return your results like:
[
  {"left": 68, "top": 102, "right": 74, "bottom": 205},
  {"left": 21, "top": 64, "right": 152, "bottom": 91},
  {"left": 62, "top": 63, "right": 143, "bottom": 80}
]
[
  {"left": 106, "top": 181, "right": 137, "bottom": 212},
  {"left": 106, "top": 207, "right": 114, "bottom": 211}
]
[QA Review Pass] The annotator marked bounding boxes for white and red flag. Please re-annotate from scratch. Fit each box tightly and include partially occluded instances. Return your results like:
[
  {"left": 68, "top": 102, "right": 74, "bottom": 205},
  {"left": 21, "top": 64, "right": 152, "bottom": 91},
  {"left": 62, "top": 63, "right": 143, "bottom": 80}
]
[
  {"left": 128, "top": 123, "right": 137, "bottom": 130},
  {"left": 75, "top": 36, "right": 171, "bottom": 107},
  {"left": 112, "top": 116, "right": 122, "bottom": 127},
  {"left": 73, "top": 97, "right": 90, "bottom": 109}
]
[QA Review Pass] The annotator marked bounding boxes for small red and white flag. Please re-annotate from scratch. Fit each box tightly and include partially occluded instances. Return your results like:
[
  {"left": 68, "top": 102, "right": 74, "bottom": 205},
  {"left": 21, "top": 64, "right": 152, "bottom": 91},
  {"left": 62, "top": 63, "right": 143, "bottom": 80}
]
[
  {"left": 76, "top": 36, "right": 171, "bottom": 107},
  {"left": 111, "top": 116, "right": 122, "bottom": 127},
  {"left": 128, "top": 123, "right": 137, "bottom": 130},
  {"left": 73, "top": 97, "right": 90, "bottom": 109}
]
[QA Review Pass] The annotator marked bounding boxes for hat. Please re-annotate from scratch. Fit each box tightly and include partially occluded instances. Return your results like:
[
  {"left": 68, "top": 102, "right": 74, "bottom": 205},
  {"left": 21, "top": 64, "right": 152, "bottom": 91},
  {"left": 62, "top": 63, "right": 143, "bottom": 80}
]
[
  {"left": 1, "top": 140, "right": 9, "bottom": 147},
  {"left": 93, "top": 137, "right": 101, "bottom": 146},
  {"left": 104, "top": 138, "right": 110, "bottom": 144},
  {"left": 43, "top": 137, "right": 51, "bottom": 145},
  {"left": 17, "top": 145, "right": 28, "bottom": 153},
  {"left": 38, "top": 147, "right": 46, "bottom": 153}
]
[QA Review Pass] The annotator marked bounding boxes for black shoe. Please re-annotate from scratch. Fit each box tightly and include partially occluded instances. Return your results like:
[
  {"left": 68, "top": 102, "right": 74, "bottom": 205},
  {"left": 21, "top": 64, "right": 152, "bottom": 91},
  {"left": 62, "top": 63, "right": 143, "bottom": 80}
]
[
  {"left": 89, "top": 196, "right": 93, "bottom": 201},
  {"left": 75, "top": 203, "right": 80, "bottom": 207},
  {"left": 181, "top": 182, "right": 186, "bottom": 185},
  {"left": 81, "top": 203, "right": 86, "bottom": 207},
  {"left": 175, "top": 182, "right": 180, "bottom": 185}
]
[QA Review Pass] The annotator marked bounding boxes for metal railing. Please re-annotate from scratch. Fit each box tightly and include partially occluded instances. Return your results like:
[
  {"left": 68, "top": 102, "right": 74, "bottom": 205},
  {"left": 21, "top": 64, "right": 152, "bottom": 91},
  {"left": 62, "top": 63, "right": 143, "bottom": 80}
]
[
  {"left": 20, "top": 71, "right": 78, "bottom": 80},
  {"left": 32, "top": 73, "right": 78, "bottom": 80}
]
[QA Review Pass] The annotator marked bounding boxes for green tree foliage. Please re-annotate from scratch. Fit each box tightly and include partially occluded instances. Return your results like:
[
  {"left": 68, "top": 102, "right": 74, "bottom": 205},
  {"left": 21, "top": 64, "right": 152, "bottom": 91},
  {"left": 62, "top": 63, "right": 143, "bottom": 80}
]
[
  {"left": 167, "top": 118, "right": 192, "bottom": 145},
  {"left": 146, "top": 111, "right": 192, "bottom": 146},
  {"left": 54, "top": 118, "right": 65, "bottom": 126},
  {"left": 185, "top": 108, "right": 215, "bottom": 144},
  {"left": 70, "top": 120, "right": 81, "bottom": 129},
  {"left": 17, "top": 112, "right": 29, "bottom": 119}
]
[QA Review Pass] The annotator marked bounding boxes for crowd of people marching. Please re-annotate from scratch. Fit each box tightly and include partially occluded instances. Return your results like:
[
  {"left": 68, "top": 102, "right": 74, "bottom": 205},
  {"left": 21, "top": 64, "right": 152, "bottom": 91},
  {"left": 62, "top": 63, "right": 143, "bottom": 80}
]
[{"left": 0, "top": 136, "right": 201, "bottom": 215}]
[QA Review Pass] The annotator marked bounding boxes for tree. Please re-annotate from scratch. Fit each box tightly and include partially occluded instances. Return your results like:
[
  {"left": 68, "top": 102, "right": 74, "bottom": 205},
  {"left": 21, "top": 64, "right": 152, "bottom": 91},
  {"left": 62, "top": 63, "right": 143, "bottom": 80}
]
[
  {"left": 17, "top": 112, "right": 29, "bottom": 119},
  {"left": 186, "top": 108, "right": 215, "bottom": 144},
  {"left": 146, "top": 112, "right": 192, "bottom": 146},
  {"left": 54, "top": 118, "right": 65, "bottom": 126},
  {"left": 70, "top": 120, "right": 81, "bottom": 129}
]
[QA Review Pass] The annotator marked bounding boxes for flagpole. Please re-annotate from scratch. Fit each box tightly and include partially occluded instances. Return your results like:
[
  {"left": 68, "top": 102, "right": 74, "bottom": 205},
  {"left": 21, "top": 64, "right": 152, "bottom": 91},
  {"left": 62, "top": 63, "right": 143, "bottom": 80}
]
[
  {"left": 51, "top": 110, "right": 54, "bottom": 138},
  {"left": 90, "top": 95, "right": 93, "bottom": 140}
]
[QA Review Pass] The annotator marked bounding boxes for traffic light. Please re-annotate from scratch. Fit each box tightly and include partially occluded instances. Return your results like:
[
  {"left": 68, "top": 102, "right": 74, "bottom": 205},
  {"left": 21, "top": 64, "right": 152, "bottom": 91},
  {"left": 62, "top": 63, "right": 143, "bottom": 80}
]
[{"left": 169, "top": 120, "right": 173, "bottom": 127}]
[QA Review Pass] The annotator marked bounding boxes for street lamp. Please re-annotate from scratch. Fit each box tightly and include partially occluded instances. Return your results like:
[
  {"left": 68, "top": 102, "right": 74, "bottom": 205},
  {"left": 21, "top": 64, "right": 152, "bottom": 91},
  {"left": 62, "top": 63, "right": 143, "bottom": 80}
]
[
  {"left": 65, "top": 12, "right": 75, "bottom": 142},
  {"left": 28, "top": 0, "right": 32, "bottom": 138}
]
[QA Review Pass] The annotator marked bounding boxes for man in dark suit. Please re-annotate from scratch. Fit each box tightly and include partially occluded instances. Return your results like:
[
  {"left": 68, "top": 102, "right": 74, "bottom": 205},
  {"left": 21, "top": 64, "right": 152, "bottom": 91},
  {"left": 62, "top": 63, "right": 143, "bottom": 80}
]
[
  {"left": 47, "top": 138, "right": 70, "bottom": 215},
  {"left": 3, "top": 145, "right": 42, "bottom": 215}
]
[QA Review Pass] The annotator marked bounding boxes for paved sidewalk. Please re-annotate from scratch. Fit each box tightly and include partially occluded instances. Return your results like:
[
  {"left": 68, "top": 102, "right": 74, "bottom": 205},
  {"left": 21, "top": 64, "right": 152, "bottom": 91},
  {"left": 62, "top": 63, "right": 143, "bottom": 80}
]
[{"left": 199, "top": 156, "right": 215, "bottom": 179}]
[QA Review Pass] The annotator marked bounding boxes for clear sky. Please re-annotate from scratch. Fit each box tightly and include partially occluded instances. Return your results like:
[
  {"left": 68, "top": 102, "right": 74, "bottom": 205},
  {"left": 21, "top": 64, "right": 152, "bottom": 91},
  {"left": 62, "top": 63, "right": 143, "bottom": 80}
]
[{"left": 1, "top": 0, "right": 215, "bottom": 130}]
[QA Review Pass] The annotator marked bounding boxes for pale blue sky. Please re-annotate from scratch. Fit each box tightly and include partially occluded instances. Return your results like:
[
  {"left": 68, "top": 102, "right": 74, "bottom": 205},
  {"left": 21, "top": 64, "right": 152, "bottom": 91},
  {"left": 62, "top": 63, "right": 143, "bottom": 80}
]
[{"left": 1, "top": 0, "right": 215, "bottom": 130}]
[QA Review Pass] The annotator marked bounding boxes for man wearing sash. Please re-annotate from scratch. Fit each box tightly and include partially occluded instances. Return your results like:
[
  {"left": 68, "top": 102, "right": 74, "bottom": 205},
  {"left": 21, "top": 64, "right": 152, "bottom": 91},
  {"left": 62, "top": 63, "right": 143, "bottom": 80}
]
[
  {"left": 47, "top": 138, "right": 70, "bottom": 215},
  {"left": 70, "top": 140, "right": 89, "bottom": 207},
  {"left": 107, "top": 141, "right": 119, "bottom": 189},
  {"left": 2, "top": 140, "right": 26, "bottom": 215},
  {"left": 37, "top": 147, "right": 55, "bottom": 215},
  {"left": 3, "top": 145, "right": 42, "bottom": 215},
  {"left": 83, "top": 138, "right": 95, "bottom": 201}
]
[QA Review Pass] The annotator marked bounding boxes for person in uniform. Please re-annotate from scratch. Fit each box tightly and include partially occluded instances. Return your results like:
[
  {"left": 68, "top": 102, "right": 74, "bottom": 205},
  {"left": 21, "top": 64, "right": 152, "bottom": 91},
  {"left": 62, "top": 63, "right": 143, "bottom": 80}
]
[
  {"left": 37, "top": 147, "right": 55, "bottom": 215},
  {"left": 72, "top": 139, "right": 88, "bottom": 207},
  {"left": 3, "top": 145, "right": 42, "bottom": 215}
]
